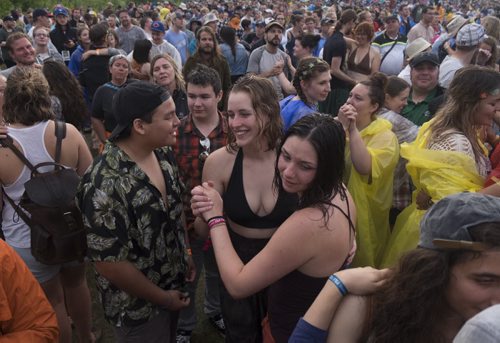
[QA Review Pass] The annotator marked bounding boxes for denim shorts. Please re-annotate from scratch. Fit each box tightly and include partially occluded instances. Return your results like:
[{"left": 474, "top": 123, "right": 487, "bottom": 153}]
[{"left": 12, "top": 246, "right": 82, "bottom": 284}]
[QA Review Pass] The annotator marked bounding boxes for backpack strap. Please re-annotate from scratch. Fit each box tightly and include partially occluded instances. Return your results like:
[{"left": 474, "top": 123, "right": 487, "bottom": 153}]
[
  {"left": 54, "top": 120, "right": 66, "bottom": 164},
  {"left": 0, "top": 135, "right": 36, "bottom": 172},
  {"left": 1, "top": 187, "right": 34, "bottom": 228}
]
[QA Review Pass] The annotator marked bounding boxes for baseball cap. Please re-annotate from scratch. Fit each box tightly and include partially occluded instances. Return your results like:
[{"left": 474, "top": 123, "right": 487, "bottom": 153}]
[
  {"left": 33, "top": 9, "right": 49, "bottom": 21},
  {"left": 264, "top": 20, "right": 284, "bottom": 32},
  {"left": 53, "top": 7, "right": 69, "bottom": 17},
  {"left": 3, "top": 15, "right": 14, "bottom": 22},
  {"left": 109, "top": 82, "right": 171, "bottom": 141},
  {"left": 255, "top": 20, "right": 266, "bottom": 27},
  {"left": 320, "top": 18, "right": 335, "bottom": 26},
  {"left": 151, "top": 21, "right": 165, "bottom": 32},
  {"left": 456, "top": 23, "right": 486, "bottom": 47},
  {"left": 410, "top": 51, "right": 439, "bottom": 68},
  {"left": 419, "top": 192, "right": 500, "bottom": 251}
]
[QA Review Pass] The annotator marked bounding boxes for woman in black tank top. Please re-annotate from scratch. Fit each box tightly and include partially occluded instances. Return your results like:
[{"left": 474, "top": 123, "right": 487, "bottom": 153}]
[
  {"left": 192, "top": 75, "right": 297, "bottom": 342},
  {"left": 192, "top": 113, "right": 356, "bottom": 342}
]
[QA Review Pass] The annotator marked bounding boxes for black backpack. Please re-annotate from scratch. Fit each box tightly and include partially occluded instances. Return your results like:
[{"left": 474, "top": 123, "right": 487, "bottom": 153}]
[{"left": 0, "top": 121, "right": 87, "bottom": 264}]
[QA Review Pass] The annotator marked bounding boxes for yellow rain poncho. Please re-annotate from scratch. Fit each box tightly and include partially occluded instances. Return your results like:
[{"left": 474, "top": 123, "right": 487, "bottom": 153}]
[
  {"left": 347, "top": 118, "right": 399, "bottom": 268},
  {"left": 381, "top": 121, "right": 484, "bottom": 267}
]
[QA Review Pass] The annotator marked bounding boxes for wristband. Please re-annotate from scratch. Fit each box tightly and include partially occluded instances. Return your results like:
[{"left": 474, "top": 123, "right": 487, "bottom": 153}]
[
  {"left": 329, "top": 274, "right": 348, "bottom": 296},
  {"left": 186, "top": 248, "right": 192, "bottom": 256},
  {"left": 208, "top": 217, "right": 225, "bottom": 230}
]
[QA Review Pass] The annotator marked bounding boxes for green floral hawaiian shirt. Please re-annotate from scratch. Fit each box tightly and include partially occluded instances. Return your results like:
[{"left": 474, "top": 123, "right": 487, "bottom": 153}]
[{"left": 77, "top": 142, "right": 188, "bottom": 327}]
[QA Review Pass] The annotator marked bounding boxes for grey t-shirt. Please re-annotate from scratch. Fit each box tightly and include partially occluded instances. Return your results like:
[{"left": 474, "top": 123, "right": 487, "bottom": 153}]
[
  {"left": 116, "top": 25, "right": 147, "bottom": 54},
  {"left": 247, "top": 46, "right": 288, "bottom": 99}
]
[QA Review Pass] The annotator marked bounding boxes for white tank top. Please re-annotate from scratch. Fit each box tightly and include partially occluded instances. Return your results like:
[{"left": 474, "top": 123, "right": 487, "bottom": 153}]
[{"left": 2, "top": 121, "right": 55, "bottom": 248}]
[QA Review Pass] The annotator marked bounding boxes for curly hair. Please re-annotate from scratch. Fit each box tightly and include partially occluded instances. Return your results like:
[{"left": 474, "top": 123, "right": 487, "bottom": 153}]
[
  {"left": 293, "top": 57, "right": 330, "bottom": 106},
  {"left": 3, "top": 67, "right": 53, "bottom": 125},
  {"left": 428, "top": 66, "right": 500, "bottom": 163},
  {"left": 42, "top": 61, "right": 87, "bottom": 128},
  {"left": 226, "top": 74, "right": 282, "bottom": 152},
  {"left": 367, "top": 222, "right": 500, "bottom": 342}
]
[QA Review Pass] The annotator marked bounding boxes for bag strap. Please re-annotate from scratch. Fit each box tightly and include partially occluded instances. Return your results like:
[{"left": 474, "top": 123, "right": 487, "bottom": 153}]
[
  {"left": 0, "top": 135, "right": 36, "bottom": 172},
  {"left": 54, "top": 120, "right": 66, "bottom": 164},
  {"left": 1, "top": 188, "right": 34, "bottom": 228},
  {"left": 380, "top": 33, "right": 399, "bottom": 65}
]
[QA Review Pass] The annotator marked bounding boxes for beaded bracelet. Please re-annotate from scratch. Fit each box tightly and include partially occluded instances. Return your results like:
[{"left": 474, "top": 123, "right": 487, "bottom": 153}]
[
  {"left": 208, "top": 217, "right": 226, "bottom": 230},
  {"left": 329, "top": 274, "right": 348, "bottom": 296}
]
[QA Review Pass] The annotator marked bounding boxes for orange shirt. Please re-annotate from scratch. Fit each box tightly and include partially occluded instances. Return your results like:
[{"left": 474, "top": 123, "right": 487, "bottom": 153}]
[{"left": 0, "top": 240, "right": 59, "bottom": 341}]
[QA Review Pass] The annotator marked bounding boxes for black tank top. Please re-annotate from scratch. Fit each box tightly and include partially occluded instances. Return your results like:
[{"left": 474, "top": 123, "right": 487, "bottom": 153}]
[{"left": 223, "top": 149, "right": 298, "bottom": 228}]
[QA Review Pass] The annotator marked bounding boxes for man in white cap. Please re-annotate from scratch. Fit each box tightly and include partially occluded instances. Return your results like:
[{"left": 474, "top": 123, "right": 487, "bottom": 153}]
[{"left": 439, "top": 23, "right": 486, "bottom": 89}]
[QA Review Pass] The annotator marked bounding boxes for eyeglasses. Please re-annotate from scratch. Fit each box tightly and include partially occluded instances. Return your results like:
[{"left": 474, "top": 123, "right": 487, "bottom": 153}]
[
  {"left": 35, "top": 33, "right": 48, "bottom": 37},
  {"left": 199, "top": 137, "right": 211, "bottom": 163}
]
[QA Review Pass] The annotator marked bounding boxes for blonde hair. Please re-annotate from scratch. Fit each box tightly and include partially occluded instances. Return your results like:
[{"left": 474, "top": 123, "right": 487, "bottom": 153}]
[
  {"left": 150, "top": 53, "right": 186, "bottom": 93},
  {"left": 428, "top": 66, "right": 500, "bottom": 161},
  {"left": 3, "top": 67, "right": 53, "bottom": 125}
]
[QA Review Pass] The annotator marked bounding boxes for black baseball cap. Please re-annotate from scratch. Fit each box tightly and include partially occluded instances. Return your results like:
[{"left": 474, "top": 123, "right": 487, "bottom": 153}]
[
  {"left": 109, "top": 82, "right": 171, "bottom": 141},
  {"left": 410, "top": 52, "right": 440, "bottom": 68}
]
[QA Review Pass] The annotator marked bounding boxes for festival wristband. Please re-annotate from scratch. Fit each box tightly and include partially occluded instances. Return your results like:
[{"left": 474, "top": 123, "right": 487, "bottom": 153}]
[
  {"left": 329, "top": 274, "right": 348, "bottom": 296},
  {"left": 208, "top": 217, "right": 226, "bottom": 230}
]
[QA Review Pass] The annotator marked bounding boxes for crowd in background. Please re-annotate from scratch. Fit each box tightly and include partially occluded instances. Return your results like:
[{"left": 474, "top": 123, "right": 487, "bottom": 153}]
[{"left": 0, "top": 0, "right": 500, "bottom": 342}]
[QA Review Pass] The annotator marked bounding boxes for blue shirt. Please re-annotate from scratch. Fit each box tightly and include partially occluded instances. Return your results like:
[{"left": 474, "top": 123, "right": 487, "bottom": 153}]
[
  {"left": 289, "top": 318, "right": 328, "bottom": 343},
  {"left": 68, "top": 45, "right": 84, "bottom": 76},
  {"left": 220, "top": 42, "right": 249, "bottom": 76},
  {"left": 165, "top": 30, "right": 189, "bottom": 65},
  {"left": 280, "top": 95, "right": 317, "bottom": 131}
]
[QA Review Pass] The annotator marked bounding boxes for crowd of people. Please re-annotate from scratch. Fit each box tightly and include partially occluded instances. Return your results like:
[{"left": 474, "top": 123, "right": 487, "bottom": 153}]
[{"left": 0, "top": 0, "right": 499, "bottom": 342}]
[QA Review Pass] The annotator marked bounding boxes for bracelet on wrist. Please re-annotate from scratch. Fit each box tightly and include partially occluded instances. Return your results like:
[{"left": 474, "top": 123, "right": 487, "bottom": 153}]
[
  {"left": 207, "top": 216, "right": 225, "bottom": 230},
  {"left": 329, "top": 274, "right": 348, "bottom": 296}
]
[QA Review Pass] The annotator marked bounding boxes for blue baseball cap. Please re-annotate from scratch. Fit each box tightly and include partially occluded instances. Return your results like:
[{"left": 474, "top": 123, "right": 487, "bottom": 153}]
[
  {"left": 151, "top": 21, "right": 165, "bottom": 32},
  {"left": 53, "top": 7, "right": 69, "bottom": 17}
]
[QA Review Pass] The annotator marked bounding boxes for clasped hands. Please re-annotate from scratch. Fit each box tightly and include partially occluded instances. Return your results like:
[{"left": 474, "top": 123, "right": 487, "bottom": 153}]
[
  {"left": 337, "top": 104, "right": 358, "bottom": 133},
  {"left": 191, "top": 181, "right": 223, "bottom": 221}
]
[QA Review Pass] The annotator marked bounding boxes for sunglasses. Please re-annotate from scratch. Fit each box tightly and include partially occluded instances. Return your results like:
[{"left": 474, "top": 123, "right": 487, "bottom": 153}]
[{"left": 199, "top": 137, "right": 211, "bottom": 163}]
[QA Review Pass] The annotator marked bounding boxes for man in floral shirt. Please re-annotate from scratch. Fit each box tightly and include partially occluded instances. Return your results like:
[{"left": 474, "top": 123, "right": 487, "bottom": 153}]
[{"left": 77, "top": 81, "right": 194, "bottom": 342}]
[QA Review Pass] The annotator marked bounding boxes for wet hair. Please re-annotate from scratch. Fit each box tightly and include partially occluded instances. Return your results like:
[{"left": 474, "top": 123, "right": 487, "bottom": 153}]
[
  {"left": 358, "top": 10, "right": 372, "bottom": 22},
  {"left": 359, "top": 72, "right": 388, "bottom": 115},
  {"left": 186, "top": 64, "right": 222, "bottom": 95},
  {"left": 354, "top": 21, "right": 375, "bottom": 40},
  {"left": 226, "top": 74, "right": 283, "bottom": 152},
  {"left": 132, "top": 39, "right": 152, "bottom": 64},
  {"left": 385, "top": 76, "right": 410, "bottom": 98},
  {"left": 335, "top": 9, "right": 357, "bottom": 31},
  {"left": 428, "top": 66, "right": 500, "bottom": 163},
  {"left": 368, "top": 222, "right": 500, "bottom": 342},
  {"left": 5, "top": 32, "right": 32, "bottom": 53},
  {"left": 293, "top": 57, "right": 330, "bottom": 105},
  {"left": 89, "top": 23, "right": 108, "bottom": 45},
  {"left": 241, "top": 18, "right": 251, "bottom": 30},
  {"left": 275, "top": 114, "right": 347, "bottom": 219},
  {"left": 297, "top": 33, "right": 321, "bottom": 52},
  {"left": 150, "top": 53, "right": 186, "bottom": 93},
  {"left": 3, "top": 67, "right": 53, "bottom": 125},
  {"left": 42, "top": 61, "right": 87, "bottom": 128},
  {"left": 139, "top": 16, "right": 151, "bottom": 29}
]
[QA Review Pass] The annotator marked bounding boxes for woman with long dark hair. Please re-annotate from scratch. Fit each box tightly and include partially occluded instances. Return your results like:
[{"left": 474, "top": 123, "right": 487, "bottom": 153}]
[
  {"left": 219, "top": 26, "right": 249, "bottom": 84},
  {"left": 192, "top": 107, "right": 355, "bottom": 341}
]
